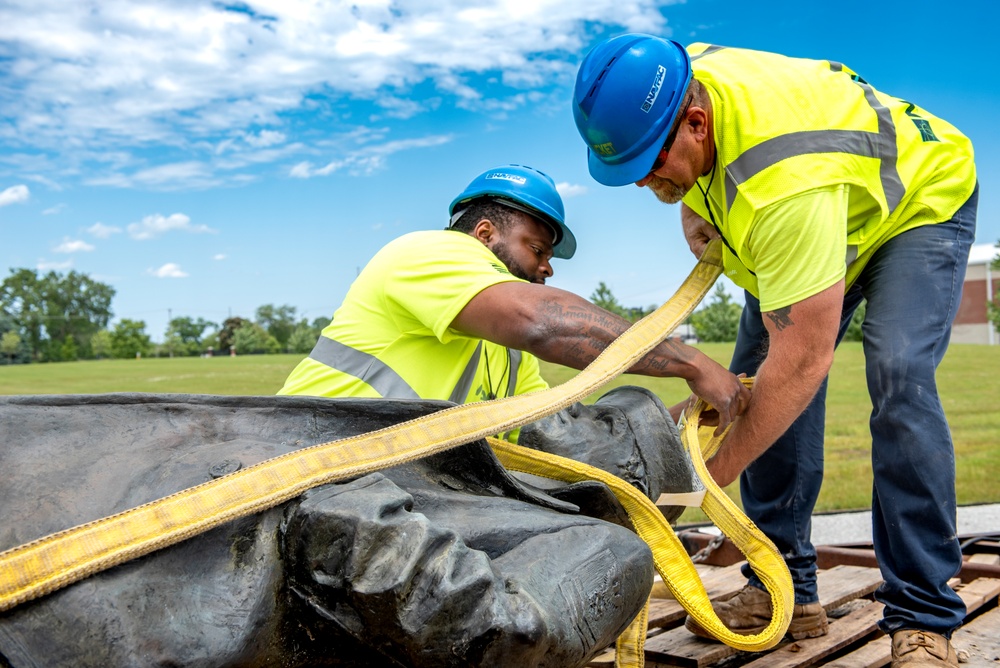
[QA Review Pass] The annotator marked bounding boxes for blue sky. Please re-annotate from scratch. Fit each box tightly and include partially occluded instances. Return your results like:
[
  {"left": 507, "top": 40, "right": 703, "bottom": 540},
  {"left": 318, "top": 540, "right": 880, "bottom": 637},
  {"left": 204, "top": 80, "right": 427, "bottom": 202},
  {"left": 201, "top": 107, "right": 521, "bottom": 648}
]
[{"left": 2, "top": 0, "right": 997, "bottom": 342}]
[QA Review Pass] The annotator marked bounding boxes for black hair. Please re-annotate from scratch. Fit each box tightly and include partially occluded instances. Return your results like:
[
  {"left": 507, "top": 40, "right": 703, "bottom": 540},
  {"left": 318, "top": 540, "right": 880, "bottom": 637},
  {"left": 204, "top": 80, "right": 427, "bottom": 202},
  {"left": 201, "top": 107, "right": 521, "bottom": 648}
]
[{"left": 448, "top": 198, "right": 519, "bottom": 234}]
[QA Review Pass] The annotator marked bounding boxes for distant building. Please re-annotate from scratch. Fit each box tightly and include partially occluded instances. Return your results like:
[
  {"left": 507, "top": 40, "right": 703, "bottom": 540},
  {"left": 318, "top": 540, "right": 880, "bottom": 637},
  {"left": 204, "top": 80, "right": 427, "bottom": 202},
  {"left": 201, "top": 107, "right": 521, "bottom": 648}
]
[{"left": 953, "top": 243, "right": 999, "bottom": 345}]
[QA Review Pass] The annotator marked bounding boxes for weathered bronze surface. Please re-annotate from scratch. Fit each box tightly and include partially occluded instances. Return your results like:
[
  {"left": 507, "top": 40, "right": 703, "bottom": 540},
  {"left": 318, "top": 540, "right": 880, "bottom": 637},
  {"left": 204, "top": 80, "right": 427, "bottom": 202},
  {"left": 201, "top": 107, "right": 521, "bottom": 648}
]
[{"left": 0, "top": 389, "right": 689, "bottom": 667}]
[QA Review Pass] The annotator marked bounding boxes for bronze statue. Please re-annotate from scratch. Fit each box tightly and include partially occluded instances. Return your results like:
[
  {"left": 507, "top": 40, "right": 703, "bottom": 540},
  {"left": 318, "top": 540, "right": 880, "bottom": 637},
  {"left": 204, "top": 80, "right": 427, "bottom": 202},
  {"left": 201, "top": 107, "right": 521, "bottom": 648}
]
[{"left": 0, "top": 388, "right": 697, "bottom": 667}]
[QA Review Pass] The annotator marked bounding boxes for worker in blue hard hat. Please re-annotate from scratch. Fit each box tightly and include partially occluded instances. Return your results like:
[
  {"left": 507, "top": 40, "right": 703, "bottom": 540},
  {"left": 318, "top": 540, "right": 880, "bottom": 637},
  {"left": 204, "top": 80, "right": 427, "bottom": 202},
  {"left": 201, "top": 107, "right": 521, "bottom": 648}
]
[
  {"left": 281, "top": 163, "right": 749, "bottom": 441},
  {"left": 572, "top": 34, "right": 978, "bottom": 667}
]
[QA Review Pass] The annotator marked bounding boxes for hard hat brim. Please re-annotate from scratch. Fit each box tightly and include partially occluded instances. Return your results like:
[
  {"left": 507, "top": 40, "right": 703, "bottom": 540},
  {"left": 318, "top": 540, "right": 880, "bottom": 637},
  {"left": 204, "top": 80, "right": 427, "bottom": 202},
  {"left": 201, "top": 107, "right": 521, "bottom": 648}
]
[{"left": 586, "top": 130, "right": 670, "bottom": 187}]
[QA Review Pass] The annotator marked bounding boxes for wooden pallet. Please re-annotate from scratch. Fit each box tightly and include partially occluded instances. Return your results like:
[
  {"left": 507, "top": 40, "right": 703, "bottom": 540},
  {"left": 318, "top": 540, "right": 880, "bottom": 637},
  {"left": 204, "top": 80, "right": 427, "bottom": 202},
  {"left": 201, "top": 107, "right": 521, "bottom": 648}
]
[{"left": 589, "top": 563, "right": 1000, "bottom": 667}]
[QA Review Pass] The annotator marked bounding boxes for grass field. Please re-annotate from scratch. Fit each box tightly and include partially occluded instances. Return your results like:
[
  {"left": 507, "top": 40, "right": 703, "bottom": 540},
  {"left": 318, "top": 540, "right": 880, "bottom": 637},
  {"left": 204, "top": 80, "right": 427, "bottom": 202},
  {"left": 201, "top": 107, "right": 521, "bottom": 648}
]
[{"left": 2, "top": 342, "right": 998, "bottom": 521}]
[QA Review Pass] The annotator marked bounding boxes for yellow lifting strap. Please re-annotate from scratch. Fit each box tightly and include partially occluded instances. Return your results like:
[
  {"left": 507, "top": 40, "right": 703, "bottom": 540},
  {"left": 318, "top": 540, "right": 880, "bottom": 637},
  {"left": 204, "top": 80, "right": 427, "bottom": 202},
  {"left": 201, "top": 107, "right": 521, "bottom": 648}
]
[
  {"left": 0, "top": 239, "right": 792, "bottom": 663},
  {"left": 489, "top": 378, "right": 792, "bottom": 662}
]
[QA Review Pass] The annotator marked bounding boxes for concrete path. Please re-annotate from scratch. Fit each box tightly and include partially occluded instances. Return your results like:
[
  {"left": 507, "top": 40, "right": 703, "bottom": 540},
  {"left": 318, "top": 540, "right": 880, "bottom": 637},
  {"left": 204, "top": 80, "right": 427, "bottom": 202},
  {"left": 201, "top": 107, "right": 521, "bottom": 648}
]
[{"left": 811, "top": 503, "right": 1000, "bottom": 546}]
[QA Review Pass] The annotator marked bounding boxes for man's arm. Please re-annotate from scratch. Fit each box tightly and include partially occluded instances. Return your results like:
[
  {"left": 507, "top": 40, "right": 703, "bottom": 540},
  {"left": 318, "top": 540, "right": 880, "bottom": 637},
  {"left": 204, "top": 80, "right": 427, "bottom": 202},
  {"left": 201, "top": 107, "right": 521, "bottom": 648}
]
[
  {"left": 452, "top": 282, "right": 750, "bottom": 430},
  {"left": 705, "top": 279, "right": 844, "bottom": 486}
]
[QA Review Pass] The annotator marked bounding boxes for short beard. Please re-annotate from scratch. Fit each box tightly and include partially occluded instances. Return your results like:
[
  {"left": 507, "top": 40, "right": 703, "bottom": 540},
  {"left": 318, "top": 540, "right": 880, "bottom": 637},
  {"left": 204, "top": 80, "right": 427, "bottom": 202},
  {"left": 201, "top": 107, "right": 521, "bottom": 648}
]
[
  {"left": 647, "top": 175, "right": 688, "bottom": 204},
  {"left": 491, "top": 240, "right": 540, "bottom": 283}
]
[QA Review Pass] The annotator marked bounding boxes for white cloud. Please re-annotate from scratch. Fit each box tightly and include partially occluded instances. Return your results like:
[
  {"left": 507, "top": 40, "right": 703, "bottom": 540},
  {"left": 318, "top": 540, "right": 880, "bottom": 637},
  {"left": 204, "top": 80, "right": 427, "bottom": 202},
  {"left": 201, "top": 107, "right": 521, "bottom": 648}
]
[
  {"left": 148, "top": 263, "right": 189, "bottom": 278},
  {"left": 213, "top": 253, "right": 226, "bottom": 260},
  {"left": 556, "top": 182, "right": 587, "bottom": 197},
  {"left": 0, "top": 184, "right": 30, "bottom": 207},
  {"left": 42, "top": 203, "right": 67, "bottom": 215},
  {"left": 54, "top": 237, "right": 96, "bottom": 253},
  {"left": 0, "top": 1, "right": 672, "bottom": 161},
  {"left": 86, "top": 161, "right": 224, "bottom": 190},
  {"left": 292, "top": 133, "right": 454, "bottom": 179},
  {"left": 289, "top": 161, "right": 313, "bottom": 179},
  {"left": 88, "top": 222, "right": 122, "bottom": 238},
  {"left": 128, "top": 213, "right": 217, "bottom": 240},
  {"left": 244, "top": 129, "right": 286, "bottom": 148},
  {"left": 36, "top": 258, "right": 73, "bottom": 271}
]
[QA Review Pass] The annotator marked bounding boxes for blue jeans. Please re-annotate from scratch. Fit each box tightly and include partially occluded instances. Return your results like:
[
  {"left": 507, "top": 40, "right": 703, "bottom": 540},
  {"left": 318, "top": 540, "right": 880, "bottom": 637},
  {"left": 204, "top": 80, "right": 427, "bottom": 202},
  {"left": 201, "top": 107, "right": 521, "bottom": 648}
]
[{"left": 732, "top": 185, "right": 978, "bottom": 636}]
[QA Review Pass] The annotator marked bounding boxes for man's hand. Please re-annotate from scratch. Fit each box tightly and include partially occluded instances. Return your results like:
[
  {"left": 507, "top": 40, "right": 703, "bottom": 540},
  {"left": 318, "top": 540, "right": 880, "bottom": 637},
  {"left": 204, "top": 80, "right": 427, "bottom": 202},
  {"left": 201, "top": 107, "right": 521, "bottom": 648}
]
[
  {"left": 683, "top": 362, "right": 750, "bottom": 435},
  {"left": 681, "top": 203, "right": 719, "bottom": 259}
]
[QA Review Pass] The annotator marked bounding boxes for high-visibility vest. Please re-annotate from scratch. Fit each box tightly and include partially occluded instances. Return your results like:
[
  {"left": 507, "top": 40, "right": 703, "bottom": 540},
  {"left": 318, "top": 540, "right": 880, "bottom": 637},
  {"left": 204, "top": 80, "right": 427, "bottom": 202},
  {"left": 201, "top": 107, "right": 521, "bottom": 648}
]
[
  {"left": 683, "top": 43, "right": 977, "bottom": 297},
  {"left": 278, "top": 231, "right": 548, "bottom": 413}
]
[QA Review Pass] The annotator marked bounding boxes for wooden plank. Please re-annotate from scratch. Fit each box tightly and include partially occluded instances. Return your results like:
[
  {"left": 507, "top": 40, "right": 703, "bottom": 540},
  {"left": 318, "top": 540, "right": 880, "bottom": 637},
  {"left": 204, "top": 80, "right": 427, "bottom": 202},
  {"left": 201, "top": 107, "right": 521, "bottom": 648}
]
[
  {"left": 815, "top": 578, "right": 1000, "bottom": 668},
  {"left": 956, "top": 577, "right": 1000, "bottom": 612},
  {"left": 953, "top": 605, "right": 1000, "bottom": 665},
  {"left": 648, "top": 563, "right": 748, "bottom": 628},
  {"left": 968, "top": 552, "right": 1000, "bottom": 566},
  {"left": 643, "top": 624, "right": 740, "bottom": 667},
  {"left": 642, "top": 565, "right": 884, "bottom": 667},
  {"left": 741, "top": 601, "right": 885, "bottom": 668},
  {"left": 816, "top": 565, "right": 882, "bottom": 609},
  {"left": 822, "top": 636, "right": 890, "bottom": 668},
  {"left": 593, "top": 577, "right": 1000, "bottom": 668}
]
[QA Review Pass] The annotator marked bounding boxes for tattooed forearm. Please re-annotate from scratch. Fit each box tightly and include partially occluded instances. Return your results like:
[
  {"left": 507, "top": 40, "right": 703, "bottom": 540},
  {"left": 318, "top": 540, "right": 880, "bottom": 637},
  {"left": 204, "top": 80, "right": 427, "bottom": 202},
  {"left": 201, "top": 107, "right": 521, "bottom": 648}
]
[
  {"left": 765, "top": 306, "right": 794, "bottom": 331},
  {"left": 662, "top": 337, "right": 696, "bottom": 361},
  {"left": 533, "top": 296, "right": 700, "bottom": 377}
]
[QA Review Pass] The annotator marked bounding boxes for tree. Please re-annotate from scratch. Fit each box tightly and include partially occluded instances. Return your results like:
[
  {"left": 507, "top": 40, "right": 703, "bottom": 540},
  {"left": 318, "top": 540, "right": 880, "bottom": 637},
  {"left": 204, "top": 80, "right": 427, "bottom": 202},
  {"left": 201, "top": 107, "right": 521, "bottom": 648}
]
[
  {"left": 0, "top": 268, "right": 114, "bottom": 361},
  {"left": 41, "top": 270, "right": 114, "bottom": 359},
  {"left": 110, "top": 319, "right": 152, "bottom": 359},
  {"left": 0, "top": 269, "right": 44, "bottom": 361},
  {"left": 217, "top": 317, "right": 247, "bottom": 354},
  {"left": 164, "top": 316, "right": 217, "bottom": 357},
  {"left": 1, "top": 331, "right": 21, "bottom": 364},
  {"left": 689, "top": 284, "right": 742, "bottom": 342},
  {"left": 589, "top": 282, "right": 655, "bottom": 323},
  {"left": 843, "top": 300, "right": 867, "bottom": 342},
  {"left": 590, "top": 282, "right": 627, "bottom": 318},
  {"left": 255, "top": 304, "right": 298, "bottom": 350},
  {"left": 287, "top": 321, "right": 320, "bottom": 354},
  {"left": 91, "top": 330, "right": 113, "bottom": 360},
  {"left": 59, "top": 335, "right": 79, "bottom": 362},
  {"left": 988, "top": 241, "right": 1000, "bottom": 338},
  {"left": 231, "top": 322, "right": 280, "bottom": 355}
]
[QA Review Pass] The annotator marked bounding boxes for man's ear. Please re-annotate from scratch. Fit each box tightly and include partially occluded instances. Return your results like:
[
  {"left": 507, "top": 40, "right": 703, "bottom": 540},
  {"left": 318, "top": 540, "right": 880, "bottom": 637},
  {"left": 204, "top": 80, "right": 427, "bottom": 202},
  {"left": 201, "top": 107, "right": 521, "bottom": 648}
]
[
  {"left": 472, "top": 219, "right": 497, "bottom": 247},
  {"left": 688, "top": 106, "right": 710, "bottom": 141}
]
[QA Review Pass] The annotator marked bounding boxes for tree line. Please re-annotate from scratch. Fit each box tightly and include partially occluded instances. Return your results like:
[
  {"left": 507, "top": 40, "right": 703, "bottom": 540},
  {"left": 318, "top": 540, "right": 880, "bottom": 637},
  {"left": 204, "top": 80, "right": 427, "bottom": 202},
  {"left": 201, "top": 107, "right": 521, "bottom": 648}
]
[
  {"left": 0, "top": 268, "right": 330, "bottom": 364},
  {"left": 10, "top": 249, "right": 997, "bottom": 366}
]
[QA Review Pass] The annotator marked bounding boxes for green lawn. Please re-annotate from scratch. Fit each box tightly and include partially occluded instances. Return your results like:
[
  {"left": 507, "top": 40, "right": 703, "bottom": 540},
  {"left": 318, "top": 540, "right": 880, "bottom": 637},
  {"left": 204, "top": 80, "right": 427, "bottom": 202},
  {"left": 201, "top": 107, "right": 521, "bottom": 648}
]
[{"left": 2, "top": 342, "right": 998, "bottom": 519}]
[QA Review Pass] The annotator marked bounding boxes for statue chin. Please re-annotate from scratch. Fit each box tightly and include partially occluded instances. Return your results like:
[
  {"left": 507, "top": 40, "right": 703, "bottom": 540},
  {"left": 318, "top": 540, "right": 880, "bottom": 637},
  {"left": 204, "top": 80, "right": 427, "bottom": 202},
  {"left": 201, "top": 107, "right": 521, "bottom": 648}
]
[{"left": 0, "top": 393, "right": 662, "bottom": 668}]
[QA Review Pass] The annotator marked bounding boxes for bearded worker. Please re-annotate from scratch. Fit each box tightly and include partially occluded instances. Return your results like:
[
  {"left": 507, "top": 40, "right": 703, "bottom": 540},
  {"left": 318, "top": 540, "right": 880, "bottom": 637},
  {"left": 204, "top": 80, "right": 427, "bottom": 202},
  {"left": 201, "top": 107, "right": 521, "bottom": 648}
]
[{"left": 572, "top": 34, "right": 977, "bottom": 668}]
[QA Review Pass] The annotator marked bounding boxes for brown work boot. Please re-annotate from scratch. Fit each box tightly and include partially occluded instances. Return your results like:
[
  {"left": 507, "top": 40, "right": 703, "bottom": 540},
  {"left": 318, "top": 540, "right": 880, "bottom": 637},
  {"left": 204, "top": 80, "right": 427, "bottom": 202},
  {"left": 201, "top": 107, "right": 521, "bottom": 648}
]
[
  {"left": 684, "top": 584, "right": 829, "bottom": 641},
  {"left": 891, "top": 630, "right": 958, "bottom": 667}
]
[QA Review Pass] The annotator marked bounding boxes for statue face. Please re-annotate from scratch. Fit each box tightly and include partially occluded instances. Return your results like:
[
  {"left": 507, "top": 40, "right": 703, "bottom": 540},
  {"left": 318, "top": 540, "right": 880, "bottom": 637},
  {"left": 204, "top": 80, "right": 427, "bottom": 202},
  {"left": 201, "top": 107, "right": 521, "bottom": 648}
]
[
  {"left": 524, "top": 401, "right": 632, "bottom": 455},
  {"left": 518, "top": 386, "right": 703, "bottom": 523}
]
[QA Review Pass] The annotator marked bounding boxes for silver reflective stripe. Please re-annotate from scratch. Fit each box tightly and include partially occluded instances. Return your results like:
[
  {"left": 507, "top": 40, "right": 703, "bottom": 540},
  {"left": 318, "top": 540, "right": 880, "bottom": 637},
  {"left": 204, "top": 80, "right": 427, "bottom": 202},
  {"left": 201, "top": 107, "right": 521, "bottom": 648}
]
[
  {"left": 690, "top": 44, "right": 726, "bottom": 61},
  {"left": 448, "top": 341, "right": 483, "bottom": 404},
  {"left": 506, "top": 349, "right": 522, "bottom": 397},
  {"left": 310, "top": 336, "right": 485, "bottom": 404},
  {"left": 852, "top": 76, "right": 904, "bottom": 211},
  {"left": 725, "top": 130, "right": 881, "bottom": 209},
  {"left": 308, "top": 336, "right": 420, "bottom": 400},
  {"left": 723, "top": 62, "right": 903, "bottom": 212}
]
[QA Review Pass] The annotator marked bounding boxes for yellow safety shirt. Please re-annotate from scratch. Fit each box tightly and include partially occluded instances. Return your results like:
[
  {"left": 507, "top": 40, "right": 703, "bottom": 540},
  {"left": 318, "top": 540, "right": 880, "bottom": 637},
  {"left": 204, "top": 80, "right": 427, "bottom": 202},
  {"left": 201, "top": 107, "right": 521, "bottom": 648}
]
[
  {"left": 279, "top": 230, "right": 550, "bottom": 425},
  {"left": 682, "top": 43, "right": 977, "bottom": 311}
]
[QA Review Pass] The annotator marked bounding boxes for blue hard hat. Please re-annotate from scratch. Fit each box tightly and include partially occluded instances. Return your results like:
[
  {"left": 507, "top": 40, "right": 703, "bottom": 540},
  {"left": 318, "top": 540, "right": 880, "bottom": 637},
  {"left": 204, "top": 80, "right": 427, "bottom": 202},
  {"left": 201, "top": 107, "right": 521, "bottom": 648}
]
[
  {"left": 449, "top": 164, "right": 577, "bottom": 259},
  {"left": 573, "top": 34, "right": 692, "bottom": 187}
]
